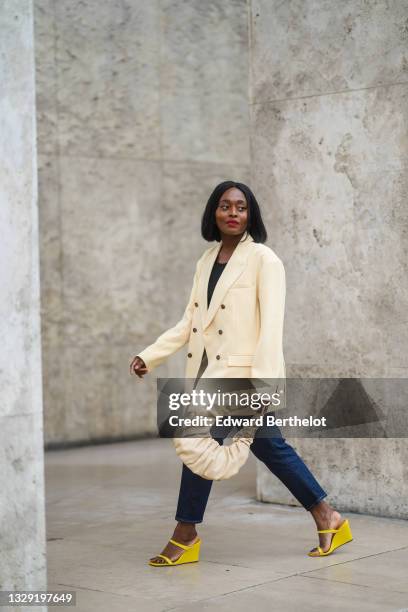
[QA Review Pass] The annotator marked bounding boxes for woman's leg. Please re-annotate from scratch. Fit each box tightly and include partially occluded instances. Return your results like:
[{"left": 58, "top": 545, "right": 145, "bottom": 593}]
[
  {"left": 149, "top": 462, "right": 212, "bottom": 565},
  {"left": 250, "top": 431, "right": 327, "bottom": 511},
  {"left": 175, "top": 462, "right": 214, "bottom": 524},
  {"left": 250, "top": 423, "right": 344, "bottom": 553},
  {"left": 150, "top": 435, "right": 225, "bottom": 564}
]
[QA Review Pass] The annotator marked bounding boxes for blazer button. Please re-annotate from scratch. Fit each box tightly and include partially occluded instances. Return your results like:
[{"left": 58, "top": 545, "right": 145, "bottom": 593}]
[
  {"left": 193, "top": 328, "right": 197, "bottom": 332},
  {"left": 216, "top": 354, "right": 221, "bottom": 360},
  {"left": 218, "top": 329, "right": 223, "bottom": 334},
  {"left": 221, "top": 304, "right": 226, "bottom": 309},
  {"left": 194, "top": 302, "right": 199, "bottom": 307},
  {"left": 188, "top": 352, "right": 193, "bottom": 358}
]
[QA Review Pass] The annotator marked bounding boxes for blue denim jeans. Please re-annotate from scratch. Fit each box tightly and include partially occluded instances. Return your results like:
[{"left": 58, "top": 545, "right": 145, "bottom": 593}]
[{"left": 175, "top": 418, "right": 327, "bottom": 523}]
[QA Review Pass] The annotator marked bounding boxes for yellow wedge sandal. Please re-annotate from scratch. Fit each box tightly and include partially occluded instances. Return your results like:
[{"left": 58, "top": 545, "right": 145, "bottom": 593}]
[
  {"left": 148, "top": 537, "right": 201, "bottom": 567},
  {"left": 308, "top": 518, "right": 353, "bottom": 557}
]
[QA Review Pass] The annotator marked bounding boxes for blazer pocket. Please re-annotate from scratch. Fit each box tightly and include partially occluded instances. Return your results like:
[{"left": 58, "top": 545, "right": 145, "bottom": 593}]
[
  {"left": 230, "top": 283, "right": 253, "bottom": 289},
  {"left": 228, "top": 354, "right": 254, "bottom": 367}
]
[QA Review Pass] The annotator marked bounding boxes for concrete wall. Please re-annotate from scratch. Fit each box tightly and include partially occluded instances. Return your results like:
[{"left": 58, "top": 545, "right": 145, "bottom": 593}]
[
  {"left": 34, "top": 0, "right": 251, "bottom": 446},
  {"left": 0, "top": 0, "right": 47, "bottom": 597},
  {"left": 249, "top": 0, "right": 408, "bottom": 518}
]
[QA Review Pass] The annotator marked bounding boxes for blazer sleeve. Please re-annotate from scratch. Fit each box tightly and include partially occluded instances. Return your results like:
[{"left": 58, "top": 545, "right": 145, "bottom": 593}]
[
  {"left": 136, "top": 258, "right": 201, "bottom": 373},
  {"left": 251, "top": 253, "right": 286, "bottom": 381}
]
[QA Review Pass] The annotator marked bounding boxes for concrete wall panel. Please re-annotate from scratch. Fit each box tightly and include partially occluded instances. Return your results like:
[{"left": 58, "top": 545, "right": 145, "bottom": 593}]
[
  {"left": 250, "top": 0, "right": 408, "bottom": 103},
  {"left": 34, "top": 0, "right": 251, "bottom": 444},
  {"left": 250, "top": 0, "right": 408, "bottom": 517}
]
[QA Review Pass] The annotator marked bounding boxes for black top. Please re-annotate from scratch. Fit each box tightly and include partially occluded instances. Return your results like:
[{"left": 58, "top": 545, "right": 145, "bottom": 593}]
[
  {"left": 195, "top": 260, "right": 227, "bottom": 380},
  {"left": 207, "top": 261, "right": 227, "bottom": 307}
]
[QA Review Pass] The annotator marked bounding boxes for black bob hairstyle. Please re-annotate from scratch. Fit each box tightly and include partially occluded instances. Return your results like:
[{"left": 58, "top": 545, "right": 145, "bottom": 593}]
[{"left": 201, "top": 180, "right": 267, "bottom": 243}]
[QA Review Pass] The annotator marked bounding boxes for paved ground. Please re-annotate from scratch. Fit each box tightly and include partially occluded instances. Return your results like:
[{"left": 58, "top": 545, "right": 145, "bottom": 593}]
[{"left": 45, "top": 438, "right": 408, "bottom": 612}]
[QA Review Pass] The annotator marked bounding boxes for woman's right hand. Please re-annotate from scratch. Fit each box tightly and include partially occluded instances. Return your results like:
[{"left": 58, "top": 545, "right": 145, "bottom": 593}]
[{"left": 130, "top": 356, "right": 148, "bottom": 378}]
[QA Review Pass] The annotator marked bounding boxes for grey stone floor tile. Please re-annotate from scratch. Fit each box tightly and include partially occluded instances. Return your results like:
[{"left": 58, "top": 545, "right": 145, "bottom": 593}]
[
  {"left": 167, "top": 574, "right": 408, "bottom": 612},
  {"left": 47, "top": 538, "right": 283, "bottom": 609},
  {"left": 47, "top": 582, "right": 164, "bottom": 612},
  {"left": 303, "top": 545, "right": 408, "bottom": 593}
]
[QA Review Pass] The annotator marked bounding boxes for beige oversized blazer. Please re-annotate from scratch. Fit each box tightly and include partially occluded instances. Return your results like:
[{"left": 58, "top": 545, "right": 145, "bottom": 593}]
[{"left": 137, "top": 232, "right": 286, "bottom": 480}]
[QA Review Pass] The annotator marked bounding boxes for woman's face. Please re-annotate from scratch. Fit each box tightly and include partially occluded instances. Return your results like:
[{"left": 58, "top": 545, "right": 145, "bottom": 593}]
[{"left": 215, "top": 187, "right": 248, "bottom": 238}]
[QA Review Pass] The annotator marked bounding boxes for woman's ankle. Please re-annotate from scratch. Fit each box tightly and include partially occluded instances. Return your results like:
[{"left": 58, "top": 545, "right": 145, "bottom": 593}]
[
  {"left": 174, "top": 521, "right": 197, "bottom": 540},
  {"left": 310, "top": 501, "right": 341, "bottom": 526}
]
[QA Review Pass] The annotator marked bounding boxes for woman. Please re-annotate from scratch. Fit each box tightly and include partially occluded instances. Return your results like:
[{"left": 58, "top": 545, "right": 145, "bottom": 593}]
[{"left": 130, "top": 180, "right": 353, "bottom": 566}]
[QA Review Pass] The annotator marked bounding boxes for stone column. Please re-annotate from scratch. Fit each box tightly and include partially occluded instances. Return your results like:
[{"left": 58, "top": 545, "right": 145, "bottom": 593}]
[{"left": 0, "top": 0, "right": 47, "bottom": 598}]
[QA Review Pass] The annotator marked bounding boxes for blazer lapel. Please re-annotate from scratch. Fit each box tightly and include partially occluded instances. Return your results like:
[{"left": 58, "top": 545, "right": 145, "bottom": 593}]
[{"left": 199, "top": 234, "right": 254, "bottom": 331}]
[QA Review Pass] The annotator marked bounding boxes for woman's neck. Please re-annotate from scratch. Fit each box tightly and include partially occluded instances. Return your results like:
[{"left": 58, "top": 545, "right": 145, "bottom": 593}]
[{"left": 217, "top": 231, "right": 246, "bottom": 262}]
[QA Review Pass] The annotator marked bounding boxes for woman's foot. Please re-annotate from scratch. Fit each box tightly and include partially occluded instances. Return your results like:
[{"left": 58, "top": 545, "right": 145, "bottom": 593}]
[
  {"left": 149, "top": 522, "right": 199, "bottom": 565},
  {"left": 309, "top": 501, "right": 344, "bottom": 556}
]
